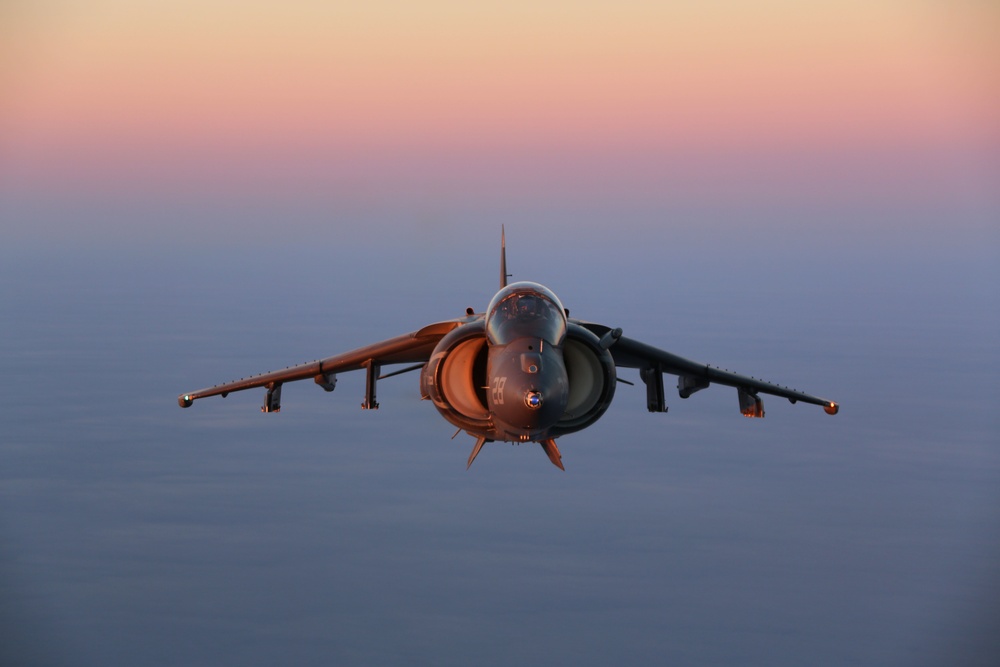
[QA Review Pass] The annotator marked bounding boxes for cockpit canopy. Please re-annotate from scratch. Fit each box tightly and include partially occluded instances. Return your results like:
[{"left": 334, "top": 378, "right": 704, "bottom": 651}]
[{"left": 485, "top": 281, "right": 567, "bottom": 346}]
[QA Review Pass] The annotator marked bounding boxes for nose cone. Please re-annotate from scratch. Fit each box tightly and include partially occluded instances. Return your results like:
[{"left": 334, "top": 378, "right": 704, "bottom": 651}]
[{"left": 487, "top": 337, "right": 569, "bottom": 441}]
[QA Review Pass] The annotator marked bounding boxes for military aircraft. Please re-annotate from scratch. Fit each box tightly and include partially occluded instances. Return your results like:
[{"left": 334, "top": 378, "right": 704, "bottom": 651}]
[{"left": 179, "top": 230, "right": 838, "bottom": 470}]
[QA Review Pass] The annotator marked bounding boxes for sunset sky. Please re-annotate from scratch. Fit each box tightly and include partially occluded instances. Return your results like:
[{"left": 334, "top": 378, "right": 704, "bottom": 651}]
[{"left": 2, "top": 0, "right": 997, "bottom": 217}]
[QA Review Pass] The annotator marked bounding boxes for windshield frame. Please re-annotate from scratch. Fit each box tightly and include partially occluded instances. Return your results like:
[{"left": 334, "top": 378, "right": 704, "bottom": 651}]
[{"left": 485, "top": 282, "right": 567, "bottom": 346}]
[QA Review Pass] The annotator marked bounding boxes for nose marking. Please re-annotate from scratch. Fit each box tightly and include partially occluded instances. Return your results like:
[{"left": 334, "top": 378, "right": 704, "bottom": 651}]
[{"left": 492, "top": 376, "right": 507, "bottom": 405}]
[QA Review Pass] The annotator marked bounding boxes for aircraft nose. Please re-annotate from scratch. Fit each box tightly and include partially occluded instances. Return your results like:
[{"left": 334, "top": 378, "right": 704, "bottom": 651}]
[
  {"left": 525, "top": 390, "right": 543, "bottom": 409},
  {"left": 487, "top": 338, "right": 569, "bottom": 440}
]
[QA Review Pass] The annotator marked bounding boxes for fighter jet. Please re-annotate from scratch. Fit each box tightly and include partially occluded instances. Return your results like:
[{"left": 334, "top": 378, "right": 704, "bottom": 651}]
[{"left": 179, "top": 230, "right": 838, "bottom": 470}]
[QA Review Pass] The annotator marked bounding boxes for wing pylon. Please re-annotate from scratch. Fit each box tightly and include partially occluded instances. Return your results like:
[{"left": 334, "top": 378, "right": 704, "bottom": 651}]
[
  {"left": 578, "top": 322, "right": 838, "bottom": 416},
  {"left": 178, "top": 319, "right": 468, "bottom": 409}
]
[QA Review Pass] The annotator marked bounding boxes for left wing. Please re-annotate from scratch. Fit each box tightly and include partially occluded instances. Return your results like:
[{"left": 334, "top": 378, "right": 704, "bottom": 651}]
[
  {"left": 178, "top": 318, "right": 467, "bottom": 412},
  {"left": 579, "top": 322, "right": 838, "bottom": 417}
]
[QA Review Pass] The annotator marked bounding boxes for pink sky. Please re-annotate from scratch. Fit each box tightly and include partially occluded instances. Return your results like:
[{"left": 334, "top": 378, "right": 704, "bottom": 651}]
[{"left": 1, "top": 1, "right": 997, "bottom": 208}]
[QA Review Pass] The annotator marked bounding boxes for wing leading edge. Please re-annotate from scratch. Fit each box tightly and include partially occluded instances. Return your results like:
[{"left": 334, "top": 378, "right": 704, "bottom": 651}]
[
  {"left": 578, "top": 322, "right": 838, "bottom": 417},
  {"left": 178, "top": 318, "right": 467, "bottom": 411}
]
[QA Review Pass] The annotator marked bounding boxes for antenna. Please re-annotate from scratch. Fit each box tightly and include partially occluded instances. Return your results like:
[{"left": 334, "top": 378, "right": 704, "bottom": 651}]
[{"left": 500, "top": 226, "right": 511, "bottom": 288}]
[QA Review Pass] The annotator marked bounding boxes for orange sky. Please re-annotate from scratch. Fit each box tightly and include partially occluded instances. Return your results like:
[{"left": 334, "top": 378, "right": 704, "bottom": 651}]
[{"left": 1, "top": 1, "right": 997, "bottom": 204}]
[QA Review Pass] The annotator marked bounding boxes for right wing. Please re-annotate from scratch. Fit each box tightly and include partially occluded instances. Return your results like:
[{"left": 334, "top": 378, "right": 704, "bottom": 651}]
[
  {"left": 177, "top": 318, "right": 468, "bottom": 411},
  {"left": 578, "top": 321, "right": 838, "bottom": 417}
]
